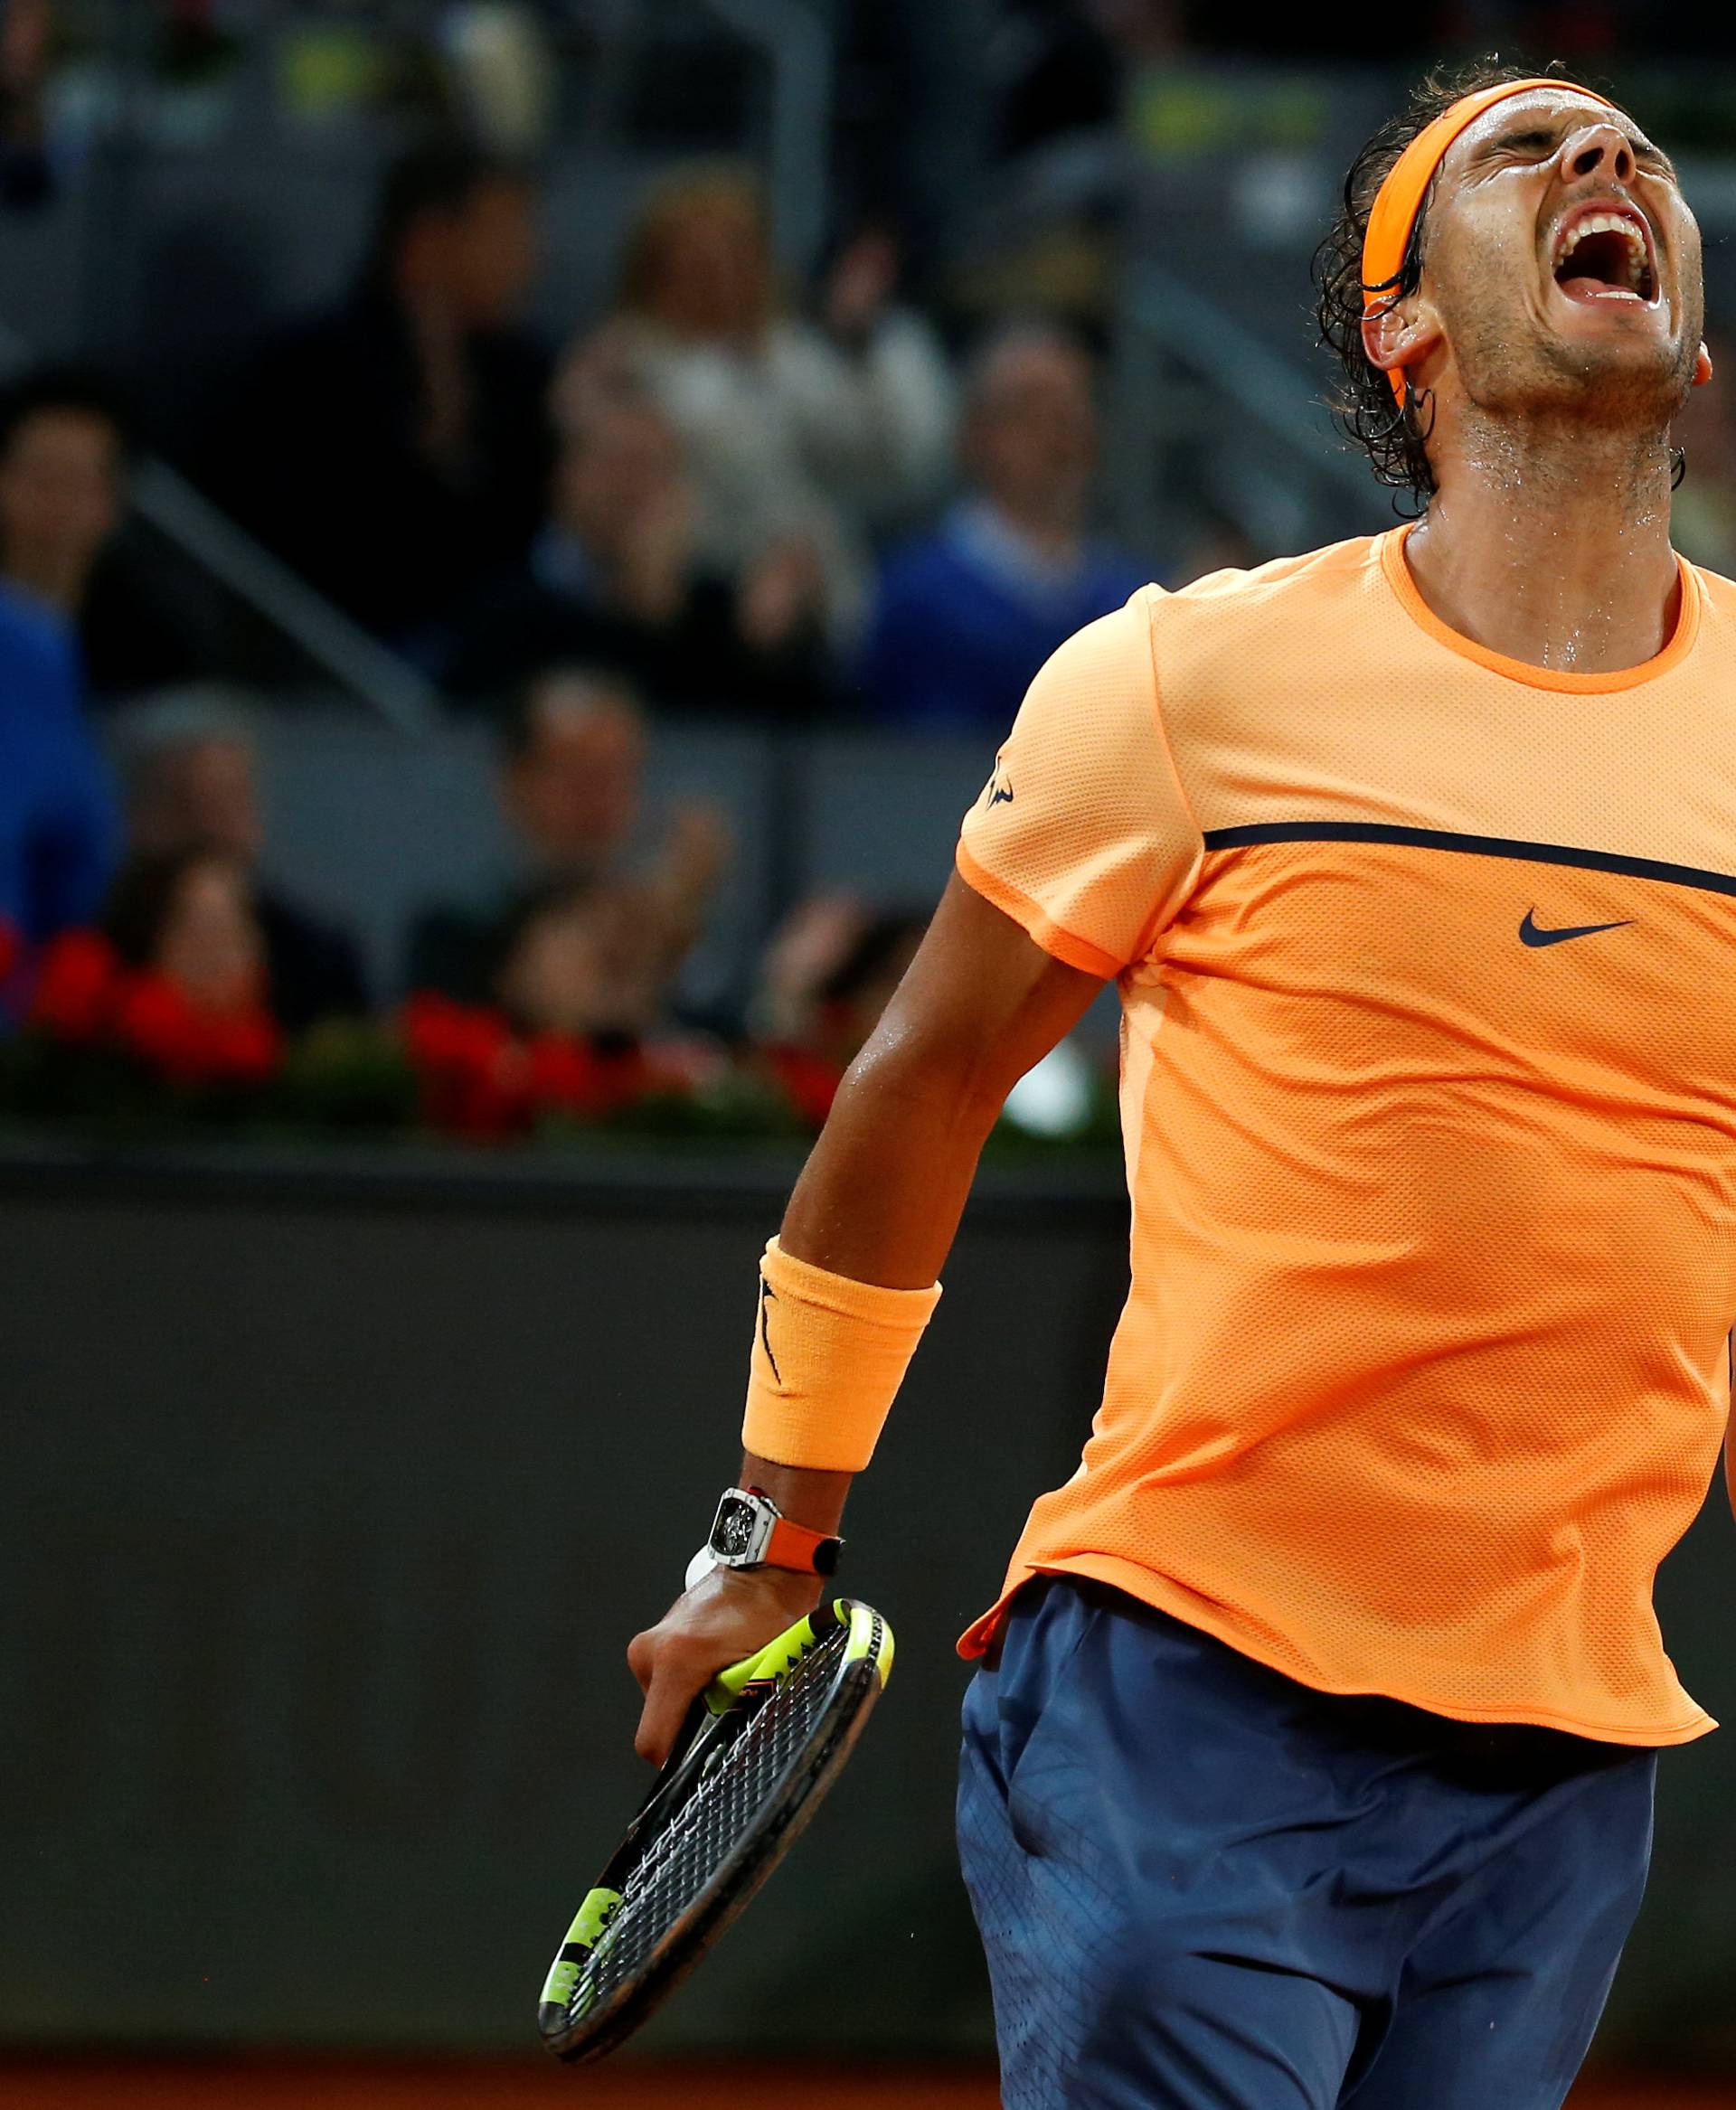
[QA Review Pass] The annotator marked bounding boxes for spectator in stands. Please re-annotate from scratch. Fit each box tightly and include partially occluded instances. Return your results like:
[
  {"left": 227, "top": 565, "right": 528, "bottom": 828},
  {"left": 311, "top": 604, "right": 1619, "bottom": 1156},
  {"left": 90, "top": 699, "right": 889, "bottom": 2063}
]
[
  {"left": 0, "top": 0, "right": 53, "bottom": 210},
  {"left": 0, "top": 368, "right": 222, "bottom": 703},
  {"left": 118, "top": 688, "right": 369, "bottom": 1031},
  {"left": 857, "top": 321, "right": 1148, "bottom": 730},
  {"left": 441, "top": 378, "right": 835, "bottom": 718},
  {"left": 95, "top": 845, "right": 284, "bottom": 1083},
  {"left": 204, "top": 138, "right": 550, "bottom": 645},
  {"left": 407, "top": 666, "right": 728, "bottom": 1006},
  {"left": 584, "top": 166, "right": 954, "bottom": 638},
  {"left": 0, "top": 495, "right": 118, "bottom": 955},
  {"left": 493, "top": 879, "right": 670, "bottom": 1042}
]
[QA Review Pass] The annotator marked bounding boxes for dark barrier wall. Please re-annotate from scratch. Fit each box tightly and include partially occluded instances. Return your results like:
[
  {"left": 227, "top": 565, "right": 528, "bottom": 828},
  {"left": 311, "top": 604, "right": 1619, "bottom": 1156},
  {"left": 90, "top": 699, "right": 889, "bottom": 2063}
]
[{"left": 1, "top": 1144, "right": 1732, "bottom": 2071}]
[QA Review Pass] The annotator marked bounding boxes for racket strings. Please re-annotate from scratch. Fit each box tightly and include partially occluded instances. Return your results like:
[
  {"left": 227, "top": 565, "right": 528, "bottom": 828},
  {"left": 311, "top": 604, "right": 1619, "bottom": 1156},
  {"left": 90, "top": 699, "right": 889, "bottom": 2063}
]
[{"left": 571, "top": 1633, "right": 845, "bottom": 2011}]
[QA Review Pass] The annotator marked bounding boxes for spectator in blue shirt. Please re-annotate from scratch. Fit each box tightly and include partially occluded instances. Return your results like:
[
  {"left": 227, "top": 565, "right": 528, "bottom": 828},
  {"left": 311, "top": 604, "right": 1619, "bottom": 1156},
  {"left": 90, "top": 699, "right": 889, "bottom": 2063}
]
[
  {"left": 858, "top": 322, "right": 1152, "bottom": 731},
  {"left": 0, "top": 366, "right": 224, "bottom": 703},
  {"left": 0, "top": 574, "right": 118, "bottom": 948}
]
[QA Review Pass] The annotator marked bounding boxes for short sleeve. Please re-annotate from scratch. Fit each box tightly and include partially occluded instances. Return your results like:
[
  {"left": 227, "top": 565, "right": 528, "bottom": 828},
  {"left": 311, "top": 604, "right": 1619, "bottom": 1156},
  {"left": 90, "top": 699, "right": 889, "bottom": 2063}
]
[{"left": 956, "top": 592, "right": 1203, "bottom": 977}]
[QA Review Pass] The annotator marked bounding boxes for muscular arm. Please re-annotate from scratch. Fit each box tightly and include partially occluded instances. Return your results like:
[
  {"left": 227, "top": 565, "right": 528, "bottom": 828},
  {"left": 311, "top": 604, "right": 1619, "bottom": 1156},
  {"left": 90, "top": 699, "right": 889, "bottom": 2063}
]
[
  {"left": 782, "top": 871, "right": 1104, "bottom": 1285},
  {"left": 628, "top": 872, "right": 1105, "bottom": 1758}
]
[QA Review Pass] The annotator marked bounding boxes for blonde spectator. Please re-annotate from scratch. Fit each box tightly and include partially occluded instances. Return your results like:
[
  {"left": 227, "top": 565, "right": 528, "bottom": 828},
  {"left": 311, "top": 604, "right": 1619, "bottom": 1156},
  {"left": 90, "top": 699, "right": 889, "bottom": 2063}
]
[{"left": 570, "top": 168, "right": 955, "bottom": 640}]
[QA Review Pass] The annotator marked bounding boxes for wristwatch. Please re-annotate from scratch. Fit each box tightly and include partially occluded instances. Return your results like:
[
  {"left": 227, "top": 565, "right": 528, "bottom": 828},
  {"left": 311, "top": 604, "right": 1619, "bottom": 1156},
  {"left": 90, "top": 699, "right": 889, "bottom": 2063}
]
[{"left": 685, "top": 1485, "right": 843, "bottom": 1589}]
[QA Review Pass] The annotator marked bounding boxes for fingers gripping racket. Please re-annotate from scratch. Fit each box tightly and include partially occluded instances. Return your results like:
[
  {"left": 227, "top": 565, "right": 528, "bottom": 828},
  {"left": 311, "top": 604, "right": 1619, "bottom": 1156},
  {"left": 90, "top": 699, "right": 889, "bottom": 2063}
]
[{"left": 537, "top": 1596, "right": 894, "bottom": 2063}]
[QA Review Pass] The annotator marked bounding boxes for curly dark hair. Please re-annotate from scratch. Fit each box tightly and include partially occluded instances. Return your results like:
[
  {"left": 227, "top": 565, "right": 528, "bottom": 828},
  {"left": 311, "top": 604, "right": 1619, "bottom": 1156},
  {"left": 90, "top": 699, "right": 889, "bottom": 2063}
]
[{"left": 1315, "top": 58, "right": 1588, "bottom": 510}]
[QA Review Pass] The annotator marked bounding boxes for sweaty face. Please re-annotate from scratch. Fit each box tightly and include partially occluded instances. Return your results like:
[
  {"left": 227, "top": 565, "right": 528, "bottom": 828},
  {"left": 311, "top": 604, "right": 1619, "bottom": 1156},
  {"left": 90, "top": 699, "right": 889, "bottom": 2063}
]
[{"left": 1415, "top": 89, "right": 1703, "bottom": 426}]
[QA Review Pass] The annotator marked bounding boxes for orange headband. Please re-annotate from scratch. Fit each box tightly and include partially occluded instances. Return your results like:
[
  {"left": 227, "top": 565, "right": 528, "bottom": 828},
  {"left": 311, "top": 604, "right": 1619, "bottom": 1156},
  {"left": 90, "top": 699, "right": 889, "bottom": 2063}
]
[{"left": 1362, "top": 77, "right": 1617, "bottom": 405}]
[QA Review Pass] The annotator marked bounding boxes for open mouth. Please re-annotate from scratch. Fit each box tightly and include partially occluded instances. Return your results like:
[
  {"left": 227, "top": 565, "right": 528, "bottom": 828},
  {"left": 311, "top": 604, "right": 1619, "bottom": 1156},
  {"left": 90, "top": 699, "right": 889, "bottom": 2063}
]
[{"left": 1552, "top": 211, "right": 1656, "bottom": 306}]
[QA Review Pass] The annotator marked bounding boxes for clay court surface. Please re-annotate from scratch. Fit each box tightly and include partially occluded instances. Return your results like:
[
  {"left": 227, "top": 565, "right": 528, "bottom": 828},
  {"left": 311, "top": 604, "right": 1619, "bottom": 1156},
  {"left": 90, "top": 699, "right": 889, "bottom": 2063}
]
[{"left": 0, "top": 2064, "right": 1726, "bottom": 2108}]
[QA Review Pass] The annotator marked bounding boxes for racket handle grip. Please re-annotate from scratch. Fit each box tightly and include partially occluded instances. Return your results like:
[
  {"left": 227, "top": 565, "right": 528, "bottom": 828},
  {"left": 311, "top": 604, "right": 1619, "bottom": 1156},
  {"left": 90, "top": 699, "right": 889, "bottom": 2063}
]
[{"left": 705, "top": 1599, "right": 846, "bottom": 1715}]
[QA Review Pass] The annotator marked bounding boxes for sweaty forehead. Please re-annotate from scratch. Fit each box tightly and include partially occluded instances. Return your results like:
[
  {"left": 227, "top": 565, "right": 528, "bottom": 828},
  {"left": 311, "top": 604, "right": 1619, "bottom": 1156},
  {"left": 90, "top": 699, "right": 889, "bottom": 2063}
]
[{"left": 1437, "top": 88, "right": 1637, "bottom": 182}]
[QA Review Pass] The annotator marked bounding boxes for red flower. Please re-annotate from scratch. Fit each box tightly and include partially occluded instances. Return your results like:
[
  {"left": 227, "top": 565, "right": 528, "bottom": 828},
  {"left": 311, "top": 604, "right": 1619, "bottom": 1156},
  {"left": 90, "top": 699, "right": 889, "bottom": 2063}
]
[
  {"left": 524, "top": 1031, "right": 610, "bottom": 1117},
  {"left": 29, "top": 930, "right": 121, "bottom": 1042},
  {"left": 202, "top": 1008, "right": 282, "bottom": 1084},
  {"left": 115, "top": 972, "right": 281, "bottom": 1087},
  {"left": 448, "top": 1053, "right": 528, "bottom": 1138},
  {"left": 592, "top": 1041, "right": 655, "bottom": 1115},
  {"left": 401, "top": 1000, "right": 712, "bottom": 1137},
  {"left": 524, "top": 1032, "right": 672, "bottom": 1119},
  {"left": 401, "top": 992, "right": 514, "bottom": 1074},
  {"left": 114, "top": 975, "right": 191, "bottom": 1078},
  {"left": 401, "top": 992, "right": 527, "bottom": 1136}
]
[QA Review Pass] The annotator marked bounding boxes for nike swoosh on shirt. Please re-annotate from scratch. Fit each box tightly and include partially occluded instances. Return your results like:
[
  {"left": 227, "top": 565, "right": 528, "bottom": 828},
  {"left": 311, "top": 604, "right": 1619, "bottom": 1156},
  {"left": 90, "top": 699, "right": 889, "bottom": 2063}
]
[{"left": 1518, "top": 909, "right": 1634, "bottom": 947}]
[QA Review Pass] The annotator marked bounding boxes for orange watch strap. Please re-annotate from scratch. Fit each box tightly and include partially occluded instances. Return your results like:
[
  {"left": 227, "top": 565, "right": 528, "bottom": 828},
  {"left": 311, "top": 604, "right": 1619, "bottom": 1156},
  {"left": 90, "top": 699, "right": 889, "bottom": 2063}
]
[{"left": 764, "top": 1514, "right": 837, "bottom": 1574}]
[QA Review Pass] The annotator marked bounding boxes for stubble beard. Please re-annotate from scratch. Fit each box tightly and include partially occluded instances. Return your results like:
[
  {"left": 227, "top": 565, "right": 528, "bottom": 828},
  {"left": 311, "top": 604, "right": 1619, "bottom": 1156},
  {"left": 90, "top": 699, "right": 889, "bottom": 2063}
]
[{"left": 1447, "top": 270, "right": 1702, "bottom": 457}]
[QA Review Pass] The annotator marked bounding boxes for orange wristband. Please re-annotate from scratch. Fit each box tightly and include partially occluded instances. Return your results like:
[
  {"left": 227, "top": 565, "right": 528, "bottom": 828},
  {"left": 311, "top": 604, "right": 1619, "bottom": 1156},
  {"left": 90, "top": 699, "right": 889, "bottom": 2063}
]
[{"left": 741, "top": 1238, "right": 941, "bottom": 1473}]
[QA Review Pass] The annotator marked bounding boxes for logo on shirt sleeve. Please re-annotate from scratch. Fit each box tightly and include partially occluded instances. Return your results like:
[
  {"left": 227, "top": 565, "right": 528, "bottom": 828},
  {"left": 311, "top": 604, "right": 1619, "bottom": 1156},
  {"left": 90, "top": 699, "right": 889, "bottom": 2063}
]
[{"left": 982, "top": 757, "right": 1014, "bottom": 809}]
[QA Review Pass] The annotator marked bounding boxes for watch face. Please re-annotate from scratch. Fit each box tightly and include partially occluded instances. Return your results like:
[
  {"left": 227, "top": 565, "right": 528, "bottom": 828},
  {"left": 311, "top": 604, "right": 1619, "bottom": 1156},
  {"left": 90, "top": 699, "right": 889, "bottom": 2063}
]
[{"left": 714, "top": 1496, "right": 759, "bottom": 1560}]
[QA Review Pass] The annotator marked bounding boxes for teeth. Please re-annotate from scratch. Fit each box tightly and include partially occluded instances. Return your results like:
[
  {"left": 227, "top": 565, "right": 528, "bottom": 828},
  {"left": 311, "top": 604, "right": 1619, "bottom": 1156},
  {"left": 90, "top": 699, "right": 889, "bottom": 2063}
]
[{"left": 1556, "top": 211, "right": 1650, "bottom": 291}]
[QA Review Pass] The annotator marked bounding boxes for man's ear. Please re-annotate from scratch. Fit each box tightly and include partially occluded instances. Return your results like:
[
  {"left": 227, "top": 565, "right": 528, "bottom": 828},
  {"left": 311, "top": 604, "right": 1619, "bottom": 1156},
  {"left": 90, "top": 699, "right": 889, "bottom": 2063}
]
[
  {"left": 1360, "top": 300, "right": 1441, "bottom": 392},
  {"left": 1694, "top": 341, "right": 1714, "bottom": 387}
]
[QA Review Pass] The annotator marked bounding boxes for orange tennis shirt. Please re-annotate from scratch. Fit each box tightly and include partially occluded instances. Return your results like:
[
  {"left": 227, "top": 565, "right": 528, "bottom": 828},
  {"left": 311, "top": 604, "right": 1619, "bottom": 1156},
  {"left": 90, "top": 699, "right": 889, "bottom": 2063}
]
[{"left": 955, "top": 526, "right": 1736, "bottom": 1746}]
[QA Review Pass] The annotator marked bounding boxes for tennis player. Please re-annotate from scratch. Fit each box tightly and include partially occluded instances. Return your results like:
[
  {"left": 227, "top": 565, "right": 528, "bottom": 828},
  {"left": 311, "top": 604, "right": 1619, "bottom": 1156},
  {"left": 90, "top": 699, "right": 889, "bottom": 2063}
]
[{"left": 630, "top": 61, "right": 1735, "bottom": 2106}]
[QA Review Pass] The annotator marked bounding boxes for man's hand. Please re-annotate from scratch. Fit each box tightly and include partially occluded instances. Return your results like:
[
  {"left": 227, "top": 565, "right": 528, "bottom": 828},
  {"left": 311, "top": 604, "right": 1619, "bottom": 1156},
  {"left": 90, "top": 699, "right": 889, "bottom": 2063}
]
[{"left": 627, "top": 1564, "right": 825, "bottom": 1767}]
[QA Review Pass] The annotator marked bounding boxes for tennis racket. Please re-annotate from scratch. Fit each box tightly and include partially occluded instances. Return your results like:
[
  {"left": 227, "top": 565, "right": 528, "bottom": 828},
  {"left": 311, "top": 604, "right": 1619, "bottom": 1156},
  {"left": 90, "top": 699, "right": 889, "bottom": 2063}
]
[{"left": 537, "top": 1595, "right": 894, "bottom": 2063}]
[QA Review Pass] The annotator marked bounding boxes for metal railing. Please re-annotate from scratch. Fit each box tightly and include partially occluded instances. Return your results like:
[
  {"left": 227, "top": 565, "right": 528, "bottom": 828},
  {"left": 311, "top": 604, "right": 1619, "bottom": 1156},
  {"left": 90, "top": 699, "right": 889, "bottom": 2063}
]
[
  {"left": 127, "top": 462, "right": 439, "bottom": 736},
  {"left": 0, "top": 321, "right": 439, "bottom": 732}
]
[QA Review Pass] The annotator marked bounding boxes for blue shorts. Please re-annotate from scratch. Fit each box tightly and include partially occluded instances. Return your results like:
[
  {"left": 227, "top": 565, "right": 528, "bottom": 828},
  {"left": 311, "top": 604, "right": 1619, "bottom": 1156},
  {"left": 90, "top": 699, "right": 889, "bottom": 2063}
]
[{"left": 958, "top": 1577, "right": 1656, "bottom": 2110}]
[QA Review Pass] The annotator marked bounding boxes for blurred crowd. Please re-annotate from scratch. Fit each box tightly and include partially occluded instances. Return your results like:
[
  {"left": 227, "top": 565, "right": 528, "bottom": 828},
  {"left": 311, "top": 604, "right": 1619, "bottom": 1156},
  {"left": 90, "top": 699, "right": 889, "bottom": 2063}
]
[
  {"left": 3, "top": 1, "right": 1735, "bottom": 1135},
  {"left": 0, "top": 125, "right": 1179, "bottom": 1125},
  {"left": 172, "top": 137, "right": 1152, "bottom": 724}
]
